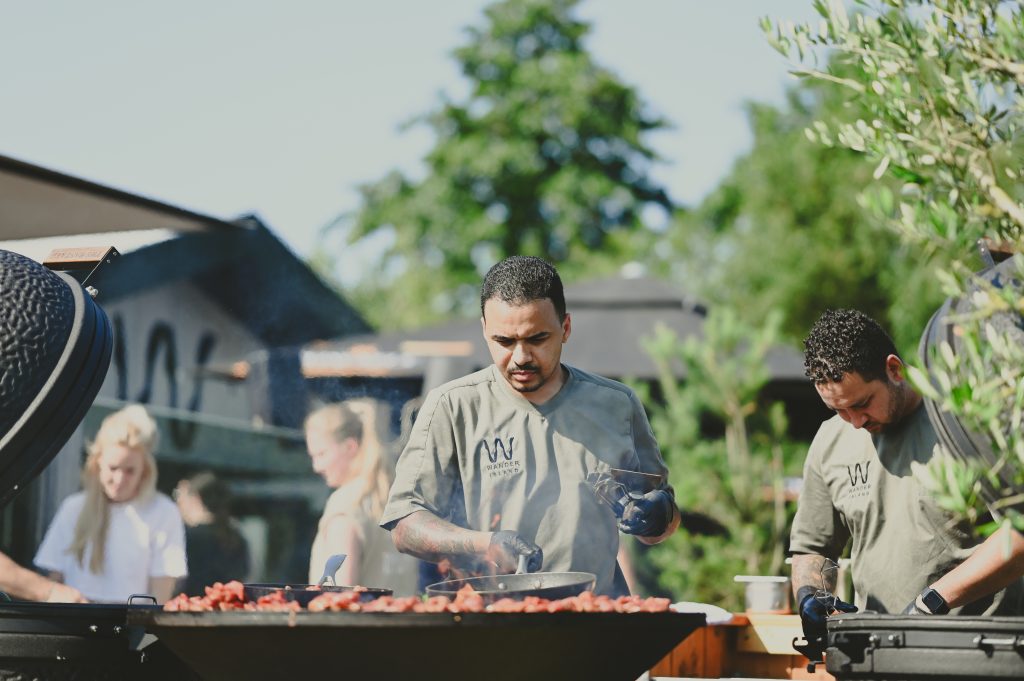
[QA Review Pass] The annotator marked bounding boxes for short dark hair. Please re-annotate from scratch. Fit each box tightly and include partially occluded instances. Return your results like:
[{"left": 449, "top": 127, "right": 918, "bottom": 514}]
[
  {"left": 480, "top": 256, "right": 566, "bottom": 320},
  {"left": 803, "top": 309, "right": 899, "bottom": 383},
  {"left": 187, "top": 471, "right": 232, "bottom": 518}
]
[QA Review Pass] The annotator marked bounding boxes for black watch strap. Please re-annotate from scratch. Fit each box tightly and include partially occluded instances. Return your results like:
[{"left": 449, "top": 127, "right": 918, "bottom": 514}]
[{"left": 921, "top": 587, "right": 950, "bottom": 615}]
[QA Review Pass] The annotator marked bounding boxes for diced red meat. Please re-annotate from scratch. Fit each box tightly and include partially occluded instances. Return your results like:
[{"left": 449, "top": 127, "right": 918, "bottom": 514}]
[{"left": 164, "top": 580, "right": 675, "bottom": 614}]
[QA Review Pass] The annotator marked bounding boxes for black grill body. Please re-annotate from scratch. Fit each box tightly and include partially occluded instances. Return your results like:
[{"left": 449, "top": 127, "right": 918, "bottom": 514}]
[
  {"left": 0, "top": 602, "right": 196, "bottom": 681},
  {"left": 827, "top": 613, "right": 1024, "bottom": 680}
]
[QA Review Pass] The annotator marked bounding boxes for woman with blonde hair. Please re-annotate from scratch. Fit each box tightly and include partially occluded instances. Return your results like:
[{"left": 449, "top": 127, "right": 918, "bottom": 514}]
[
  {"left": 34, "top": 404, "right": 187, "bottom": 603},
  {"left": 305, "top": 400, "right": 417, "bottom": 594}
]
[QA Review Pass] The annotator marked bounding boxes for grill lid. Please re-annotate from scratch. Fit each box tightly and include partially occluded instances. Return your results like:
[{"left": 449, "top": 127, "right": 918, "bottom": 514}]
[
  {"left": 0, "top": 248, "right": 114, "bottom": 508},
  {"left": 918, "top": 253, "right": 1023, "bottom": 510}
]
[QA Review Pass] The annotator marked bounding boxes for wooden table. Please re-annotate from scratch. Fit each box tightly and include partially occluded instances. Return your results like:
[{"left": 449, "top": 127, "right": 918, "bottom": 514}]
[{"left": 649, "top": 613, "right": 835, "bottom": 680}]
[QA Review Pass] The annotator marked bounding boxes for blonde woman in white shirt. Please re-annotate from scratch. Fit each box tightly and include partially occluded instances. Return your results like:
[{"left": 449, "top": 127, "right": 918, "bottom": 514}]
[{"left": 34, "top": 405, "right": 187, "bottom": 603}]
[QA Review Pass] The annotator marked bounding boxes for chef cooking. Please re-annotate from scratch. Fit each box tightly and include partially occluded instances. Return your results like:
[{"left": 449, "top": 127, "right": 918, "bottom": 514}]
[
  {"left": 380, "top": 255, "right": 680, "bottom": 596},
  {"left": 790, "top": 309, "right": 1024, "bottom": 660}
]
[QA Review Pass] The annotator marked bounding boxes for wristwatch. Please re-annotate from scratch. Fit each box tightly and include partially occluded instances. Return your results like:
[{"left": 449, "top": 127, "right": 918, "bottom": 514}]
[{"left": 919, "top": 587, "right": 950, "bottom": 615}]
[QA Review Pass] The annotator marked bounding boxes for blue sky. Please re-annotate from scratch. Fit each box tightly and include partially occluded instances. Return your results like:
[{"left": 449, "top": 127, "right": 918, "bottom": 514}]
[{"left": 0, "top": 1, "right": 822, "bottom": 277}]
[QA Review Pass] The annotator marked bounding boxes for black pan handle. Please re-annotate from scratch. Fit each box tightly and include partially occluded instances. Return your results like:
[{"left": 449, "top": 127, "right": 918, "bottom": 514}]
[{"left": 127, "top": 594, "right": 158, "bottom": 606}]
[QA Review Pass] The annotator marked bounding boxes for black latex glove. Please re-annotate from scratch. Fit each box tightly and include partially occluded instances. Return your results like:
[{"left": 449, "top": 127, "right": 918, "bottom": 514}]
[
  {"left": 797, "top": 587, "right": 858, "bottom": 658},
  {"left": 487, "top": 531, "right": 543, "bottom": 573},
  {"left": 617, "top": 489, "right": 676, "bottom": 537}
]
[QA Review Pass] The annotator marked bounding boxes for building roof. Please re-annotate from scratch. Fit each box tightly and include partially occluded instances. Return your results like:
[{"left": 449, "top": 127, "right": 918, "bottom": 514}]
[
  {"left": 302, "top": 275, "right": 806, "bottom": 382},
  {"left": 0, "top": 153, "right": 233, "bottom": 239},
  {"left": 0, "top": 154, "right": 370, "bottom": 346},
  {"left": 92, "top": 216, "right": 372, "bottom": 345}
]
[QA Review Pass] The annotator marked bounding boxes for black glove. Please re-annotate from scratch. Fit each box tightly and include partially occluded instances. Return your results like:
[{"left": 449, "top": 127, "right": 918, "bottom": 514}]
[
  {"left": 617, "top": 489, "right": 676, "bottom": 537},
  {"left": 488, "top": 531, "right": 543, "bottom": 573},
  {"left": 797, "top": 586, "right": 858, "bottom": 659}
]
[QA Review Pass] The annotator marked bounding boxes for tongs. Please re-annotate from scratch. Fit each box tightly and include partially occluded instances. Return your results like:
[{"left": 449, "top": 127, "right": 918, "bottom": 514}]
[
  {"left": 592, "top": 478, "right": 641, "bottom": 517},
  {"left": 586, "top": 470, "right": 653, "bottom": 518}
]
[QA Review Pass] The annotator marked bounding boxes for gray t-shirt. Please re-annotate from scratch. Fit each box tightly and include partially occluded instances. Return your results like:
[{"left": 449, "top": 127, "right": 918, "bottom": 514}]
[
  {"left": 791, "top": 403, "right": 1023, "bottom": 615},
  {"left": 381, "top": 363, "right": 673, "bottom": 596}
]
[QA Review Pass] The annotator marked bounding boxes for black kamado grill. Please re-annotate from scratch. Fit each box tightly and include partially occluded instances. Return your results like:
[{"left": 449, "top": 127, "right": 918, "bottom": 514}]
[
  {"left": 0, "top": 247, "right": 113, "bottom": 507},
  {"left": 919, "top": 252, "right": 1024, "bottom": 509},
  {"left": 824, "top": 248, "right": 1024, "bottom": 681},
  {"left": 0, "top": 247, "right": 194, "bottom": 680}
]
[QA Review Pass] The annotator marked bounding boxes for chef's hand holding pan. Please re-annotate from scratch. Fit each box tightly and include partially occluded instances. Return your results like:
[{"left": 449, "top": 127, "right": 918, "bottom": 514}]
[
  {"left": 617, "top": 489, "right": 676, "bottom": 537},
  {"left": 488, "top": 530, "right": 543, "bottom": 573}
]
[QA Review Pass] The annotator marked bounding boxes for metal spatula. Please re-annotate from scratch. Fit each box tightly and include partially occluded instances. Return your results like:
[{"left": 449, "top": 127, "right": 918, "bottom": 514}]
[{"left": 317, "top": 553, "right": 347, "bottom": 587}]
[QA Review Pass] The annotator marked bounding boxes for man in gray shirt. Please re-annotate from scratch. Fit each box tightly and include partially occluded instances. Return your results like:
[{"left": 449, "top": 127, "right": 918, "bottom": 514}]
[
  {"left": 791, "top": 308, "right": 1023, "bottom": 657},
  {"left": 380, "top": 256, "right": 679, "bottom": 595}
]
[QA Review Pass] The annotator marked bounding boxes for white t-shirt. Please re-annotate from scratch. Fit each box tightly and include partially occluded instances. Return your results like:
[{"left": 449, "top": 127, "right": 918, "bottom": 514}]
[{"left": 34, "top": 491, "right": 188, "bottom": 603}]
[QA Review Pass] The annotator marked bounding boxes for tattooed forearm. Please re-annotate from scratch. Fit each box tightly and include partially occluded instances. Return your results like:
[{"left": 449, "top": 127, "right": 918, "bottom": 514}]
[
  {"left": 791, "top": 553, "right": 834, "bottom": 597},
  {"left": 392, "top": 511, "right": 490, "bottom": 562}
]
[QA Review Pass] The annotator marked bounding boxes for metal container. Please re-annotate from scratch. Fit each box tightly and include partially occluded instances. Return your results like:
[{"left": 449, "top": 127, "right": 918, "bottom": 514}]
[
  {"left": 734, "top": 575, "right": 791, "bottom": 613},
  {"left": 826, "top": 613, "right": 1024, "bottom": 680}
]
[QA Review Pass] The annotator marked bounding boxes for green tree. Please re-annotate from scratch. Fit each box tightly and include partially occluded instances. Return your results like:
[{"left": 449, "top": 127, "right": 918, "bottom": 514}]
[
  {"left": 332, "top": 0, "right": 671, "bottom": 330},
  {"left": 634, "top": 310, "right": 804, "bottom": 609},
  {"left": 657, "top": 72, "right": 949, "bottom": 352},
  {"left": 768, "top": 0, "right": 1024, "bottom": 524}
]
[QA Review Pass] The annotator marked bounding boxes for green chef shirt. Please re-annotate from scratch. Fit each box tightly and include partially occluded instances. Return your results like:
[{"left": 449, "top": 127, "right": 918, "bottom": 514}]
[
  {"left": 380, "top": 363, "right": 673, "bottom": 596},
  {"left": 790, "top": 403, "right": 1024, "bottom": 615}
]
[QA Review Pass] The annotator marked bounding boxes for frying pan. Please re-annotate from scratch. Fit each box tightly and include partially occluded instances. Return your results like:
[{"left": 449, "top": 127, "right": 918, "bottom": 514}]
[
  {"left": 243, "top": 583, "right": 392, "bottom": 607},
  {"left": 243, "top": 553, "right": 392, "bottom": 607},
  {"left": 425, "top": 556, "right": 596, "bottom": 604}
]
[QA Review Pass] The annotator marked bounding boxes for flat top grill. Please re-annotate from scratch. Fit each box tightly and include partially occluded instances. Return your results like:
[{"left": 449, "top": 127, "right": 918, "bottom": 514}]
[{"left": 129, "top": 608, "right": 705, "bottom": 681}]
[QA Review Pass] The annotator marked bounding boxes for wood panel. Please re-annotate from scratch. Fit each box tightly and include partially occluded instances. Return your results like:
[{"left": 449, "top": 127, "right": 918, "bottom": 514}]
[{"left": 650, "top": 613, "right": 834, "bottom": 680}]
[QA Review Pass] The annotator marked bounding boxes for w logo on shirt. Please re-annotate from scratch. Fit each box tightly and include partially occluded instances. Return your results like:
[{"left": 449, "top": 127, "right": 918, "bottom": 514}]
[
  {"left": 847, "top": 461, "right": 871, "bottom": 486},
  {"left": 482, "top": 436, "right": 515, "bottom": 463},
  {"left": 481, "top": 436, "right": 522, "bottom": 481}
]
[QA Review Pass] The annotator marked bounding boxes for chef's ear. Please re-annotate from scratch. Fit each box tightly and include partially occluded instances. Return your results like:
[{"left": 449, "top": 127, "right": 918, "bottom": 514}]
[
  {"left": 562, "top": 313, "right": 571, "bottom": 343},
  {"left": 885, "top": 354, "right": 904, "bottom": 383}
]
